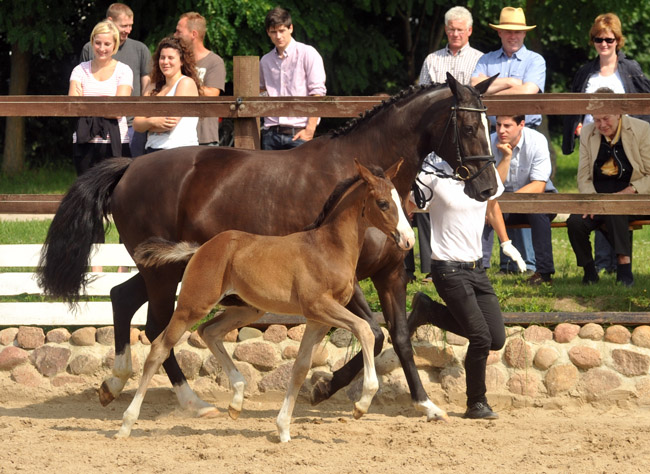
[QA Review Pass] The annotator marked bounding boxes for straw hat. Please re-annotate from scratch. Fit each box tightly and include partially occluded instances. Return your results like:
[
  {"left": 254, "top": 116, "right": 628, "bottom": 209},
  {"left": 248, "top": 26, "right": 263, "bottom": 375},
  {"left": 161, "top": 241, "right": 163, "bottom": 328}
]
[{"left": 489, "top": 7, "right": 536, "bottom": 31}]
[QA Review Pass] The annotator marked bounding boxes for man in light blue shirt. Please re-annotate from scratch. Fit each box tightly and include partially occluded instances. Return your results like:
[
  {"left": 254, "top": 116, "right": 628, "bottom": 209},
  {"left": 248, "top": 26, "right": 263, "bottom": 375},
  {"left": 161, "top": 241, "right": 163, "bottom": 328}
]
[
  {"left": 482, "top": 115, "right": 556, "bottom": 285},
  {"left": 470, "top": 7, "right": 545, "bottom": 128}
]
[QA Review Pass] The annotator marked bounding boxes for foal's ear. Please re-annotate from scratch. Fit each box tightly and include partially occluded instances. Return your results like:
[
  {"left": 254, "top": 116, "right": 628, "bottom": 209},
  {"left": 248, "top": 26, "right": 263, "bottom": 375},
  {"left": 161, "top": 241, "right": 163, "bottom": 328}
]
[
  {"left": 354, "top": 158, "right": 375, "bottom": 184},
  {"left": 385, "top": 158, "right": 404, "bottom": 181}
]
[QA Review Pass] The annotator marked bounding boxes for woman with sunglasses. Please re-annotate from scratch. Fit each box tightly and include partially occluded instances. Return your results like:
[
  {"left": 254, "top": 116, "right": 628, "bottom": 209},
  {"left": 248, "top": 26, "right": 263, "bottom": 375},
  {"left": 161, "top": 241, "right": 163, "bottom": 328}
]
[
  {"left": 562, "top": 13, "right": 650, "bottom": 275},
  {"left": 562, "top": 13, "right": 650, "bottom": 155}
]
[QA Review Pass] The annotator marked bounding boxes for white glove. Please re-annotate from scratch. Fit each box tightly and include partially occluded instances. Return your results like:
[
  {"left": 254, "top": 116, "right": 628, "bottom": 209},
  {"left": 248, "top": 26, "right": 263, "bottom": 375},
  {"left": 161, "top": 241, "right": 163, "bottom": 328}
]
[{"left": 501, "top": 240, "right": 527, "bottom": 273}]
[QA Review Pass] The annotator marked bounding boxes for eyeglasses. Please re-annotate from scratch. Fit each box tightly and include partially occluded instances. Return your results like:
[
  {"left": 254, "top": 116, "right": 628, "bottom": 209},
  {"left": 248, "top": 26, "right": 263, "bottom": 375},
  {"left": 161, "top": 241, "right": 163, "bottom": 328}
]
[
  {"left": 446, "top": 28, "right": 468, "bottom": 35},
  {"left": 593, "top": 37, "right": 616, "bottom": 44}
]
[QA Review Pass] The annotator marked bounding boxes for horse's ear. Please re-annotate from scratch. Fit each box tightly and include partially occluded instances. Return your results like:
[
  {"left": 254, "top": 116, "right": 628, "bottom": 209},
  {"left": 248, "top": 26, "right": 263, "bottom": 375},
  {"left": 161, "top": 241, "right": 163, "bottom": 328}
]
[
  {"left": 354, "top": 159, "right": 374, "bottom": 183},
  {"left": 473, "top": 74, "right": 499, "bottom": 95},
  {"left": 385, "top": 158, "right": 404, "bottom": 181},
  {"left": 446, "top": 72, "right": 459, "bottom": 96}
]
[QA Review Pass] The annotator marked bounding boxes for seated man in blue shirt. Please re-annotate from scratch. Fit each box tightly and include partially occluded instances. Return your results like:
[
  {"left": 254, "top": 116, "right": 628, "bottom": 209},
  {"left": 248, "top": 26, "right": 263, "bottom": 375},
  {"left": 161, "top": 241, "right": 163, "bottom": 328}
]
[{"left": 482, "top": 115, "right": 556, "bottom": 285}]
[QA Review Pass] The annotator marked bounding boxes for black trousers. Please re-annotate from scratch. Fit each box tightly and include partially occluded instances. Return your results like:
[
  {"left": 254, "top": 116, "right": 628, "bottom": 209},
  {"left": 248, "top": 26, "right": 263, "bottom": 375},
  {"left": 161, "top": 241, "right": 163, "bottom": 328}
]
[
  {"left": 566, "top": 214, "right": 645, "bottom": 266},
  {"left": 429, "top": 262, "right": 505, "bottom": 406}
]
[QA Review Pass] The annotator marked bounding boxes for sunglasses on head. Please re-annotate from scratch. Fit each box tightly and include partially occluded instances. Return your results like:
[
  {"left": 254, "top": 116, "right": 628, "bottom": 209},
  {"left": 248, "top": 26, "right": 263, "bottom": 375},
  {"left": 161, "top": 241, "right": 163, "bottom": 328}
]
[{"left": 593, "top": 37, "right": 616, "bottom": 44}]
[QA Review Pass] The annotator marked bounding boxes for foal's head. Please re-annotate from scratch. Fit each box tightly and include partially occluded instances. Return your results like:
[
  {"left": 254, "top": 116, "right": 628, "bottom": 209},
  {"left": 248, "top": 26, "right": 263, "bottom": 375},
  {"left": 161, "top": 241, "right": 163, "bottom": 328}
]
[{"left": 356, "top": 159, "right": 414, "bottom": 251}]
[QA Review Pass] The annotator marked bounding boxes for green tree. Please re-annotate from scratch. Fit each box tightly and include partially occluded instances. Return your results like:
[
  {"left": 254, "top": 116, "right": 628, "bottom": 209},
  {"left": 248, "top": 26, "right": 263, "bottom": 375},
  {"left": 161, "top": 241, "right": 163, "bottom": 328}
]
[{"left": 0, "top": 1, "right": 93, "bottom": 175}]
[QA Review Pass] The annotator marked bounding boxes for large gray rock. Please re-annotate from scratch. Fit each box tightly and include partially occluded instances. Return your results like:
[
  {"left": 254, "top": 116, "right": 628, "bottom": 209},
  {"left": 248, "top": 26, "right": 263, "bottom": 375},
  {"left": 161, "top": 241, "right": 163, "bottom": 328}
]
[
  {"left": 554, "top": 323, "right": 580, "bottom": 343},
  {"left": 29, "top": 345, "right": 71, "bottom": 377},
  {"left": 0, "top": 346, "right": 29, "bottom": 370},
  {"left": 631, "top": 326, "right": 650, "bottom": 349},
  {"left": 578, "top": 368, "right": 621, "bottom": 399},
  {"left": 568, "top": 346, "right": 602, "bottom": 370},
  {"left": 579, "top": 323, "right": 604, "bottom": 341},
  {"left": 68, "top": 353, "right": 102, "bottom": 375},
  {"left": 258, "top": 362, "right": 294, "bottom": 392},
  {"left": 611, "top": 349, "right": 650, "bottom": 377},
  {"left": 504, "top": 337, "right": 533, "bottom": 369},
  {"left": 0, "top": 327, "right": 18, "bottom": 346},
  {"left": 507, "top": 372, "right": 540, "bottom": 397},
  {"left": 604, "top": 325, "right": 631, "bottom": 344},
  {"left": 16, "top": 326, "right": 45, "bottom": 350},
  {"left": 96, "top": 327, "right": 114, "bottom": 346},
  {"left": 233, "top": 342, "right": 277, "bottom": 371},
  {"left": 70, "top": 327, "right": 96, "bottom": 346},
  {"left": 263, "top": 325, "right": 288, "bottom": 343},
  {"left": 238, "top": 327, "right": 263, "bottom": 341},
  {"left": 176, "top": 350, "right": 203, "bottom": 379},
  {"left": 46, "top": 328, "right": 71, "bottom": 344},
  {"left": 544, "top": 364, "right": 578, "bottom": 396},
  {"left": 524, "top": 325, "right": 553, "bottom": 343},
  {"left": 534, "top": 346, "right": 559, "bottom": 370}
]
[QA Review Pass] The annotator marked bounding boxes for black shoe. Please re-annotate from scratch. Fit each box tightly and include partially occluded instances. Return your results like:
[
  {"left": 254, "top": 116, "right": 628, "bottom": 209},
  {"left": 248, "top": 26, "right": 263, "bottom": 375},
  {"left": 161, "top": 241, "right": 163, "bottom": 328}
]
[
  {"left": 463, "top": 402, "right": 498, "bottom": 420},
  {"left": 582, "top": 270, "right": 599, "bottom": 285},
  {"left": 528, "top": 272, "right": 552, "bottom": 286}
]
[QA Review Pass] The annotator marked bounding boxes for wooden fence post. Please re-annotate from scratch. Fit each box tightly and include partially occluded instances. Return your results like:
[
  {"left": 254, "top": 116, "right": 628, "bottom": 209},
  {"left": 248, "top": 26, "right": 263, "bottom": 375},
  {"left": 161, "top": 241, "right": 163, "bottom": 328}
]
[{"left": 233, "top": 56, "right": 260, "bottom": 150}]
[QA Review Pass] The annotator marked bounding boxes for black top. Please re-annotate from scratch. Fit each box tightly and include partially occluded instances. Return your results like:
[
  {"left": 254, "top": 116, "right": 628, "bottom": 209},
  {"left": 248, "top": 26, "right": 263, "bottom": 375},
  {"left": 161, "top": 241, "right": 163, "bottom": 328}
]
[
  {"left": 593, "top": 135, "right": 634, "bottom": 193},
  {"left": 562, "top": 51, "right": 650, "bottom": 155}
]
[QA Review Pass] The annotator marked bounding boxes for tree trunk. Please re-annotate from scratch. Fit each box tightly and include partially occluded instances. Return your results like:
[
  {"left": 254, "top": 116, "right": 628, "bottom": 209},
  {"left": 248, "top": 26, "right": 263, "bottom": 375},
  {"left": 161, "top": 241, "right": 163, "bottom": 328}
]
[{"left": 2, "top": 44, "right": 30, "bottom": 175}]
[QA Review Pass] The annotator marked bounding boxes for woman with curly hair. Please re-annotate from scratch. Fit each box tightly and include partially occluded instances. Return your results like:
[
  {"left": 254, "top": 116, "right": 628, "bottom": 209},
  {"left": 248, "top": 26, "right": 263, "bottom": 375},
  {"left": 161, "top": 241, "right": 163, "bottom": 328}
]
[{"left": 135, "top": 37, "right": 202, "bottom": 152}]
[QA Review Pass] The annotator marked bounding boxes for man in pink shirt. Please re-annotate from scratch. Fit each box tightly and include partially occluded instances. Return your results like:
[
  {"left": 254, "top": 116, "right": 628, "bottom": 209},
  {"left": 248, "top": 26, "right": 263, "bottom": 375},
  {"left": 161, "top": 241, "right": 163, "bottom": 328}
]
[{"left": 259, "top": 7, "right": 327, "bottom": 150}]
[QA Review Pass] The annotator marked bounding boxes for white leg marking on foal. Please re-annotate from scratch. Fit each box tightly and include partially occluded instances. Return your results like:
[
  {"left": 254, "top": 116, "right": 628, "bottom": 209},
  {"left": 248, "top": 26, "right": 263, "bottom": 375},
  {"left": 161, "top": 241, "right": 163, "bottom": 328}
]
[{"left": 173, "top": 381, "right": 216, "bottom": 417}]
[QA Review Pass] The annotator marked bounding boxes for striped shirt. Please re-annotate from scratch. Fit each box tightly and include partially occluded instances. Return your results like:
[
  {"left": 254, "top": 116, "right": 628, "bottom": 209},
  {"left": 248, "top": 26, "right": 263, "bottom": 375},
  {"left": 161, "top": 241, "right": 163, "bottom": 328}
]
[
  {"left": 70, "top": 61, "right": 133, "bottom": 144},
  {"left": 418, "top": 44, "right": 483, "bottom": 86}
]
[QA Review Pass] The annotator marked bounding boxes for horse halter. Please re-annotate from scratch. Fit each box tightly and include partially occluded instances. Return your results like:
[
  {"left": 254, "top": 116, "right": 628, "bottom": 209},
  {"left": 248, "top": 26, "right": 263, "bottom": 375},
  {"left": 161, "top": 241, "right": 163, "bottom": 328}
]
[{"left": 438, "top": 101, "right": 496, "bottom": 182}]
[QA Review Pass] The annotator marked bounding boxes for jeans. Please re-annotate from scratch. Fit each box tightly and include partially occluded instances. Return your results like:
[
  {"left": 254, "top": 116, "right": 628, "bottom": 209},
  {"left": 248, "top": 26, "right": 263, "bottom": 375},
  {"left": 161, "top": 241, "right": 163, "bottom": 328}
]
[
  {"left": 261, "top": 128, "right": 306, "bottom": 150},
  {"left": 429, "top": 262, "right": 505, "bottom": 405},
  {"left": 127, "top": 127, "right": 147, "bottom": 158}
]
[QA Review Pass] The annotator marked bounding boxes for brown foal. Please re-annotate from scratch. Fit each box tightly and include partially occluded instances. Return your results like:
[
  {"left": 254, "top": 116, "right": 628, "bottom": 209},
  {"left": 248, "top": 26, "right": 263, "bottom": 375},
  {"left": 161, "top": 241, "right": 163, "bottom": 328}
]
[{"left": 115, "top": 160, "right": 414, "bottom": 442}]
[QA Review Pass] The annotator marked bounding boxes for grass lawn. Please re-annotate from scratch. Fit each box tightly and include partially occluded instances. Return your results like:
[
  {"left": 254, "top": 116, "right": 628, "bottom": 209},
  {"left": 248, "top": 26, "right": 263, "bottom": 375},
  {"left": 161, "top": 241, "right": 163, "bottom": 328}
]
[{"left": 1, "top": 140, "right": 648, "bottom": 316}]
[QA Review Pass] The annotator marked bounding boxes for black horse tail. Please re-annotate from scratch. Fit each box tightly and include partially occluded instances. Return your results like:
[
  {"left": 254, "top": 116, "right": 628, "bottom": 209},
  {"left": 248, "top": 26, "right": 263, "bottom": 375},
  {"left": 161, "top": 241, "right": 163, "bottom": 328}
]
[
  {"left": 133, "top": 237, "right": 200, "bottom": 268},
  {"left": 36, "top": 157, "right": 132, "bottom": 304}
]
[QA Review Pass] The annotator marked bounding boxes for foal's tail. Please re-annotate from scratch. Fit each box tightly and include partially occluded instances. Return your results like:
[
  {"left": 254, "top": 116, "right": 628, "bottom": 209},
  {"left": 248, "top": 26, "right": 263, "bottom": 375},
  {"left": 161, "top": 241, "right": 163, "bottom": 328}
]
[
  {"left": 133, "top": 237, "right": 200, "bottom": 268},
  {"left": 36, "top": 158, "right": 132, "bottom": 304}
]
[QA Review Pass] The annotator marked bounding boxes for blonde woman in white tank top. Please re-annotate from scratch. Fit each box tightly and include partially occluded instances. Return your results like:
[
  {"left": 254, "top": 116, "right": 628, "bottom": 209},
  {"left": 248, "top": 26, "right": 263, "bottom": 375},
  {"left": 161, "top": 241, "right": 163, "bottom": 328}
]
[{"left": 134, "top": 37, "right": 201, "bottom": 151}]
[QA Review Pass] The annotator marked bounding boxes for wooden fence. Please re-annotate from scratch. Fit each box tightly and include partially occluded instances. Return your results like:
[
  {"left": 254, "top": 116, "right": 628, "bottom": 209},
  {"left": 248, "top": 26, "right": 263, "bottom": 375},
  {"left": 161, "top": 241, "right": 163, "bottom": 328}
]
[{"left": 1, "top": 56, "right": 650, "bottom": 326}]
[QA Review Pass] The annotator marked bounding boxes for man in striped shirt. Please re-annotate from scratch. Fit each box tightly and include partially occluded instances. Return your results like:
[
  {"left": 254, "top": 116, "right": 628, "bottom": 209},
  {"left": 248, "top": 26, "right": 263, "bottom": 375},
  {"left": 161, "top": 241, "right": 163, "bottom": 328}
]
[{"left": 418, "top": 6, "right": 483, "bottom": 87}]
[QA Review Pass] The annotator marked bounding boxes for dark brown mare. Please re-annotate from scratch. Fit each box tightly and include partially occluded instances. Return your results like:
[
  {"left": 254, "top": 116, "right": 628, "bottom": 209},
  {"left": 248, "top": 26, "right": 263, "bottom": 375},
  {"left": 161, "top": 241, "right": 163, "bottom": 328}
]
[
  {"left": 38, "top": 73, "right": 497, "bottom": 421},
  {"left": 115, "top": 160, "right": 413, "bottom": 441}
]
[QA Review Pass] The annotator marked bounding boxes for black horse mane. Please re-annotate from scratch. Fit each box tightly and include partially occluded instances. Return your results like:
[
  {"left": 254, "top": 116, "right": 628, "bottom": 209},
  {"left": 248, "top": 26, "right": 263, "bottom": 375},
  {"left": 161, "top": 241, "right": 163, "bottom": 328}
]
[
  {"left": 329, "top": 82, "right": 448, "bottom": 138},
  {"left": 304, "top": 165, "right": 386, "bottom": 230}
]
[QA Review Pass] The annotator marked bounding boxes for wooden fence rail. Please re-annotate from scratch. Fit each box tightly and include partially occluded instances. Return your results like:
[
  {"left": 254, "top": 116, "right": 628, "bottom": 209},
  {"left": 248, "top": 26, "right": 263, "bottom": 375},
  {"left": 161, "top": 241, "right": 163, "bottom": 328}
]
[{"left": 2, "top": 57, "right": 650, "bottom": 326}]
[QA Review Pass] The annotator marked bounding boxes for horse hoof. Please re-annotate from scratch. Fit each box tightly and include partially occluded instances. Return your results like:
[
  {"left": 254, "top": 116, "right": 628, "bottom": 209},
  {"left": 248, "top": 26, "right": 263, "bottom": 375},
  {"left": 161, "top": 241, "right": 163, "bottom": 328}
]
[
  {"left": 352, "top": 405, "right": 366, "bottom": 420},
  {"left": 98, "top": 382, "right": 116, "bottom": 407},
  {"left": 428, "top": 411, "right": 450, "bottom": 423},
  {"left": 228, "top": 406, "right": 241, "bottom": 420},
  {"left": 310, "top": 376, "right": 332, "bottom": 406}
]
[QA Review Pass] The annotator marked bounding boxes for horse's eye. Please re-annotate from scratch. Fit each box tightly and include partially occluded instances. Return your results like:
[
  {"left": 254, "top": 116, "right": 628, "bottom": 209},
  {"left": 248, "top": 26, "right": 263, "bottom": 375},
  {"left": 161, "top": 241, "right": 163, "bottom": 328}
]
[{"left": 377, "top": 200, "right": 390, "bottom": 211}]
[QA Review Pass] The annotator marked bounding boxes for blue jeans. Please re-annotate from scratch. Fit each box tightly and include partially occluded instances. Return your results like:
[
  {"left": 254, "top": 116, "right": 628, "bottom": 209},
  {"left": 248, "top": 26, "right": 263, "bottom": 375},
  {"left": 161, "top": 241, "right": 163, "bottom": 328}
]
[
  {"left": 482, "top": 226, "right": 536, "bottom": 272},
  {"left": 127, "top": 127, "right": 147, "bottom": 158},
  {"left": 261, "top": 128, "right": 306, "bottom": 150}
]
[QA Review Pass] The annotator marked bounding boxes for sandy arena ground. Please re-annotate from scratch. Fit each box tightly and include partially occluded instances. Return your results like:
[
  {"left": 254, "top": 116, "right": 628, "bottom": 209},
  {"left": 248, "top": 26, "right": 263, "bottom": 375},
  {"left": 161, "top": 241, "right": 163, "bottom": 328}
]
[{"left": 1, "top": 377, "right": 650, "bottom": 474}]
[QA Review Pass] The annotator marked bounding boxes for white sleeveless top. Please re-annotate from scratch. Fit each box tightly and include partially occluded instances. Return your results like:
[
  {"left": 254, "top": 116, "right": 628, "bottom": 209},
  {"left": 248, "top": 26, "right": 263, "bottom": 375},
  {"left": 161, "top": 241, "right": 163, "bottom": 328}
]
[{"left": 145, "top": 76, "right": 199, "bottom": 149}]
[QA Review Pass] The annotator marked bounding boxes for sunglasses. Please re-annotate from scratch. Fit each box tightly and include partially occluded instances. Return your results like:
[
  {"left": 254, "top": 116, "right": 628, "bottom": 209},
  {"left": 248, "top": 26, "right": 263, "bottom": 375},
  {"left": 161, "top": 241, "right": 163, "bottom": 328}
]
[{"left": 593, "top": 37, "right": 616, "bottom": 44}]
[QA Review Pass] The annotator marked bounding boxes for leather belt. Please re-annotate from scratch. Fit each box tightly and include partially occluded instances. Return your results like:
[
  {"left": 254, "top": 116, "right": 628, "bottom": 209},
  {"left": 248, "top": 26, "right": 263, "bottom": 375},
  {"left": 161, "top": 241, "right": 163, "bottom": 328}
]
[
  {"left": 265, "top": 125, "right": 304, "bottom": 136},
  {"left": 431, "top": 259, "right": 483, "bottom": 270}
]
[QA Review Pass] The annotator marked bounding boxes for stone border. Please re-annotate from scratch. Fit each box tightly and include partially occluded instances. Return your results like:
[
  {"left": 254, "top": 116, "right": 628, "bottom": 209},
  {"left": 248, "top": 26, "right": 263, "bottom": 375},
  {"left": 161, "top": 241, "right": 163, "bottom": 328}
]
[{"left": 1, "top": 323, "right": 650, "bottom": 408}]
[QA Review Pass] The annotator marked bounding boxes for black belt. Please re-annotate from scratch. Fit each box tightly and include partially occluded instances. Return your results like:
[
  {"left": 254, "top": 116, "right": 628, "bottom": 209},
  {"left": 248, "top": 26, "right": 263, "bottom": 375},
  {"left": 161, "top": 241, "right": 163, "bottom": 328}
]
[
  {"left": 431, "top": 259, "right": 483, "bottom": 270},
  {"left": 265, "top": 125, "right": 304, "bottom": 136}
]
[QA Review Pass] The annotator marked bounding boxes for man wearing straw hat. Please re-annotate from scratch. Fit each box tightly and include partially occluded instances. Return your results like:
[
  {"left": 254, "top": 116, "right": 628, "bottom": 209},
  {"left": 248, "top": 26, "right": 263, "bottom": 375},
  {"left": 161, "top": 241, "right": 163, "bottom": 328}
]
[
  {"left": 471, "top": 7, "right": 547, "bottom": 277},
  {"left": 470, "top": 6, "right": 545, "bottom": 129}
]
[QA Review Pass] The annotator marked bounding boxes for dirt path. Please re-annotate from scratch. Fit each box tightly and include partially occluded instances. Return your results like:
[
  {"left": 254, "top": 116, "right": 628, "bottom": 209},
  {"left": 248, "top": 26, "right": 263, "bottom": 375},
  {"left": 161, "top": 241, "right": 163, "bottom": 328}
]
[{"left": 1, "top": 378, "right": 649, "bottom": 474}]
